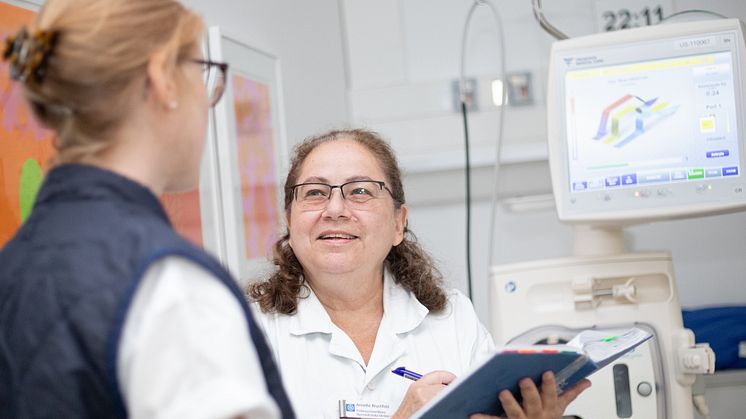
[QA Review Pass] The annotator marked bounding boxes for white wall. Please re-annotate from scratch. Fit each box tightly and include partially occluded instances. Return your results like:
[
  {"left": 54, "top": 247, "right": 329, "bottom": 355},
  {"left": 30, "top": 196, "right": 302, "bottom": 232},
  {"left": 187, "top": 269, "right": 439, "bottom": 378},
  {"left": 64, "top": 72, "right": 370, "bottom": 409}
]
[
  {"left": 176, "top": 0, "right": 744, "bottom": 320},
  {"left": 183, "top": 0, "right": 349, "bottom": 148},
  {"left": 340, "top": 0, "right": 746, "bottom": 329}
]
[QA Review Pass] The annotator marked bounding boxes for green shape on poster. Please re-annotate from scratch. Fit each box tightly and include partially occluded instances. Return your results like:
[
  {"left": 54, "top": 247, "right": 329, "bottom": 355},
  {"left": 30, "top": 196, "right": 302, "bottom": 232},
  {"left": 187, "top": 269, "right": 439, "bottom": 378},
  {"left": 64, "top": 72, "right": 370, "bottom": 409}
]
[{"left": 19, "top": 159, "right": 44, "bottom": 223}]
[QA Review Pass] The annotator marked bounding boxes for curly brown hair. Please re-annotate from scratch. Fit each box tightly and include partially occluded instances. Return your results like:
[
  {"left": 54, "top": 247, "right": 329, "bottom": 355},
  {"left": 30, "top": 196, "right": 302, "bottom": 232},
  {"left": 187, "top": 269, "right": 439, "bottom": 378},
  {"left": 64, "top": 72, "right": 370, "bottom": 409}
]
[{"left": 248, "top": 129, "right": 448, "bottom": 315}]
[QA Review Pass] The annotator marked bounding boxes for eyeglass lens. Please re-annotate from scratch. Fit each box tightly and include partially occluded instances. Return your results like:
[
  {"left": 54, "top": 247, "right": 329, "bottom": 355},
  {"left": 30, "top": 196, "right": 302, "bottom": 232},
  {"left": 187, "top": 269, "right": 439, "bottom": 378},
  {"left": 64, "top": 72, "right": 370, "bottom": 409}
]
[
  {"left": 294, "top": 181, "right": 386, "bottom": 208},
  {"left": 200, "top": 62, "right": 226, "bottom": 107}
]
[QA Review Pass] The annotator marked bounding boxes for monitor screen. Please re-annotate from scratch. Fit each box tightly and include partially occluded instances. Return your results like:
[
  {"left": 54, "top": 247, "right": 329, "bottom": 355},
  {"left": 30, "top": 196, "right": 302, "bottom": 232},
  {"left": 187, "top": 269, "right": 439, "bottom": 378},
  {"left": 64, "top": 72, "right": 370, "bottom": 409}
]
[{"left": 548, "top": 19, "right": 746, "bottom": 223}]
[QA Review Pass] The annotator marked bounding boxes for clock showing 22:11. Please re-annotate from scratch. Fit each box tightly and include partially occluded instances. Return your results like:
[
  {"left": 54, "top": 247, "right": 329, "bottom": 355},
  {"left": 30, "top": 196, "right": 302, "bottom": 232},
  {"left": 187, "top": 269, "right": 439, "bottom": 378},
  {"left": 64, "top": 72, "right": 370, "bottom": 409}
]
[{"left": 594, "top": 0, "right": 673, "bottom": 32}]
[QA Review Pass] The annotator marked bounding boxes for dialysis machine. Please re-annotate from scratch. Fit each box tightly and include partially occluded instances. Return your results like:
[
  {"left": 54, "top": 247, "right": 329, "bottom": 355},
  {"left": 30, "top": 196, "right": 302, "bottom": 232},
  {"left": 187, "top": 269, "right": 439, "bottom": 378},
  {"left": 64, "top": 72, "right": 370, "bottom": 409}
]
[{"left": 490, "top": 19, "right": 746, "bottom": 418}]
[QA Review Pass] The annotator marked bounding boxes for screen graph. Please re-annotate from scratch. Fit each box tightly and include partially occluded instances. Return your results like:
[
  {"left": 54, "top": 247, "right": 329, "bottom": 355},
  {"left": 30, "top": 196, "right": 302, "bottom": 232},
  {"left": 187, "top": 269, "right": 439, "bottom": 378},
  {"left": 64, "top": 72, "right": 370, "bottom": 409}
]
[
  {"left": 593, "top": 94, "right": 679, "bottom": 148},
  {"left": 564, "top": 51, "right": 740, "bottom": 192}
]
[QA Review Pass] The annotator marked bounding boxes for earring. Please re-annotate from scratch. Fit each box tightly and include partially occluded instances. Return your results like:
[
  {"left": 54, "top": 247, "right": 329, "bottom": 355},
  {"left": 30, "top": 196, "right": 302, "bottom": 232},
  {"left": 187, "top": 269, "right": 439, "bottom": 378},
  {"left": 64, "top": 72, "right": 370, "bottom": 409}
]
[{"left": 168, "top": 100, "right": 178, "bottom": 110}]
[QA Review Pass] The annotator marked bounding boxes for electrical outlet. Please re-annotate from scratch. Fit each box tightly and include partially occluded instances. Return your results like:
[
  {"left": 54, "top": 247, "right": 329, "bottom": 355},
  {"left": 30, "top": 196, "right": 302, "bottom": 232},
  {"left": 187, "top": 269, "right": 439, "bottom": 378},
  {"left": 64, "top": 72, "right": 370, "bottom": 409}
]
[
  {"left": 507, "top": 71, "right": 533, "bottom": 107},
  {"left": 452, "top": 78, "right": 478, "bottom": 112}
]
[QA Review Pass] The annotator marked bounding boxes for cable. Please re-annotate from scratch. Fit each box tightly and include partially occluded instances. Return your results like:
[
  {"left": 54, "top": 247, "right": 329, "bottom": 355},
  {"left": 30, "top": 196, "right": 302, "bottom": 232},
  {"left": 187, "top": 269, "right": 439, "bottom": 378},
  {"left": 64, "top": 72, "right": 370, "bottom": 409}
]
[
  {"left": 461, "top": 100, "right": 473, "bottom": 299},
  {"left": 691, "top": 375, "right": 712, "bottom": 419},
  {"left": 531, "top": 0, "right": 568, "bottom": 40},
  {"left": 693, "top": 395, "right": 712, "bottom": 419},
  {"left": 459, "top": 2, "right": 478, "bottom": 301},
  {"left": 459, "top": 0, "right": 507, "bottom": 300},
  {"left": 662, "top": 9, "right": 728, "bottom": 23}
]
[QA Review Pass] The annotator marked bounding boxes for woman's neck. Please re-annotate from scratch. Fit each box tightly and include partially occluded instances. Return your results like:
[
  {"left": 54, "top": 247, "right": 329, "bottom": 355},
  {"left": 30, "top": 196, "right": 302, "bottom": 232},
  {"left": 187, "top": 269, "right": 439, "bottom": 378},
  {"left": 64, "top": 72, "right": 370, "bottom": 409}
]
[
  {"left": 82, "top": 147, "right": 165, "bottom": 196},
  {"left": 308, "top": 270, "right": 386, "bottom": 365},
  {"left": 308, "top": 268, "right": 385, "bottom": 313},
  {"left": 307, "top": 274, "right": 383, "bottom": 311},
  {"left": 78, "top": 103, "right": 180, "bottom": 196}
]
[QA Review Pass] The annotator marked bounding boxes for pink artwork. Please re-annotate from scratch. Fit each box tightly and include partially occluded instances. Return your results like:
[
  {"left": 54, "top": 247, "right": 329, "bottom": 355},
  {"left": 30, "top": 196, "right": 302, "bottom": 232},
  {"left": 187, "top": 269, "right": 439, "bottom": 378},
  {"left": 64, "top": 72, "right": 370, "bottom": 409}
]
[
  {"left": 232, "top": 74, "right": 281, "bottom": 259},
  {"left": 1, "top": 3, "right": 203, "bottom": 248},
  {"left": 1, "top": 3, "right": 56, "bottom": 247},
  {"left": 161, "top": 190, "right": 203, "bottom": 247}
]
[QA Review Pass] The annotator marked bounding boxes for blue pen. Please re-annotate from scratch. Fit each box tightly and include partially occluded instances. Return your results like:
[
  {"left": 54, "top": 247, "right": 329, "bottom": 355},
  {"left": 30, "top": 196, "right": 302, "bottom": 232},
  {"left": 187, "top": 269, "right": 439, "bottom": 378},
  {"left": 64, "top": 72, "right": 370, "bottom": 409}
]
[{"left": 392, "top": 366, "right": 423, "bottom": 381}]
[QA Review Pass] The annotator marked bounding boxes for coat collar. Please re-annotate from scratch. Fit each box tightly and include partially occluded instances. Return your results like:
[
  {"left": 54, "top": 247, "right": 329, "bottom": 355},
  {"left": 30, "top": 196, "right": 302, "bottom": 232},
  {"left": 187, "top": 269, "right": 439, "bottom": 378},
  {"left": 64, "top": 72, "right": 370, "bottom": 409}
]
[
  {"left": 288, "top": 270, "right": 430, "bottom": 336},
  {"left": 35, "top": 163, "right": 170, "bottom": 224}
]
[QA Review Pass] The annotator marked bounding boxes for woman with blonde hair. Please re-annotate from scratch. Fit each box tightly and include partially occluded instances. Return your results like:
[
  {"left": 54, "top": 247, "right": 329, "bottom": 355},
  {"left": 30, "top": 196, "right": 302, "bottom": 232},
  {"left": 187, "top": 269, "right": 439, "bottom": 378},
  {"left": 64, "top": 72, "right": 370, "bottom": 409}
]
[
  {"left": 0, "top": 1, "right": 293, "bottom": 418},
  {"left": 249, "top": 129, "right": 589, "bottom": 418}
]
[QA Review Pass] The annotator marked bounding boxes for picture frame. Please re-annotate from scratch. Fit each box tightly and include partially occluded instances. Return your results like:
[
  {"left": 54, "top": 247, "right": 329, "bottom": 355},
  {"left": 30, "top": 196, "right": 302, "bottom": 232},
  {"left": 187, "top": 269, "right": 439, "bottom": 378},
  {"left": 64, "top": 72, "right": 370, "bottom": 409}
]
[{"left": 207, "top": 26, "right": 288, "bottom": 286}]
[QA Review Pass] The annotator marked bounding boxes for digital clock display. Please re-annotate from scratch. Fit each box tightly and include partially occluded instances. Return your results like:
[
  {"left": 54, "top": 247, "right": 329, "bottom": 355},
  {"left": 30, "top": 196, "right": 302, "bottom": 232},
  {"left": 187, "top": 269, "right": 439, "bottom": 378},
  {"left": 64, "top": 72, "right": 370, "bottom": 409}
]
[
  {"left": 594, "top": 0, "right": 672, "bottom": 32},
  {"left": 602, "top": 6, "right": 664, "bottom": 31}
]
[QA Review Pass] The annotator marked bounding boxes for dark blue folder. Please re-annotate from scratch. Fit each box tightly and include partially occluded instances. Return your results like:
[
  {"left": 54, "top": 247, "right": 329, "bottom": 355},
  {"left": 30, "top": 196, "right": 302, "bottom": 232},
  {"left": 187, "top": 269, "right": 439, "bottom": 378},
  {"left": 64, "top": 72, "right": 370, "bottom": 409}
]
[{"left": 412, "top": 328, "right": 652, "bottom": 419}]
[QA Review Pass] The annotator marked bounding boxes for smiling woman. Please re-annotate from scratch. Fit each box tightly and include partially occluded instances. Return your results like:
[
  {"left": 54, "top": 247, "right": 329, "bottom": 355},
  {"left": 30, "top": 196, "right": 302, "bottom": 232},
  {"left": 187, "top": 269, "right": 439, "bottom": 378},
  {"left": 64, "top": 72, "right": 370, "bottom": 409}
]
[
  {"left": 249, "top": 129, "right": 447, "bottom": 316},
  {"left": 248, "top": 129, "right": 485, "bottom": 418},
  {"left": 249, "top": 128, "right": 590, "bottom": 419}
]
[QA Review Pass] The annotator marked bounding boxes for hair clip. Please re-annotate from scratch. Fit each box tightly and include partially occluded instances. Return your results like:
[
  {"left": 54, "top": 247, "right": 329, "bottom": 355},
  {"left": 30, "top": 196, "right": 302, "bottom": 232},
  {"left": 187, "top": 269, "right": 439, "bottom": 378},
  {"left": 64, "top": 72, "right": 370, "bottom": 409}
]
[{"left": 3, "top": 26, "right": 59, "bottom": 84}]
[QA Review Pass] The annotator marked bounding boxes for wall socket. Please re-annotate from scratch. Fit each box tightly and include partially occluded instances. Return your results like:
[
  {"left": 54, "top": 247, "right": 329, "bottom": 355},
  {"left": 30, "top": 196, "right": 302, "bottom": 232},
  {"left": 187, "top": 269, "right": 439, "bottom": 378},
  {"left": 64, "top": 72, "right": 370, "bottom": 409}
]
[
  {"left": 452, "top": 78, "right": 478, "bottom": 112},
  {"left": 507, "top": 71, "right": 534, "bottom": 106}
]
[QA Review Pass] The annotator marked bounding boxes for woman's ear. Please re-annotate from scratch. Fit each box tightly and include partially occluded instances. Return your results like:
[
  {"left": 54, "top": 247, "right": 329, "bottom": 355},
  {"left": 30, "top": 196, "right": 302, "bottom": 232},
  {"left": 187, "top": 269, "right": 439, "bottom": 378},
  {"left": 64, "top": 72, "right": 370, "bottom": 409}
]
[
  {"left": 284, "top": 209, "right": 292, "bottom": 228},
  {"left": 146, "top": 48, "right": 178, "bottom": 110},
  {"left": 285, "top": 210, "right": 293, "bottom": 248},
  {"left": 393, "top": 204, "right": 407, "bottom": 246}
]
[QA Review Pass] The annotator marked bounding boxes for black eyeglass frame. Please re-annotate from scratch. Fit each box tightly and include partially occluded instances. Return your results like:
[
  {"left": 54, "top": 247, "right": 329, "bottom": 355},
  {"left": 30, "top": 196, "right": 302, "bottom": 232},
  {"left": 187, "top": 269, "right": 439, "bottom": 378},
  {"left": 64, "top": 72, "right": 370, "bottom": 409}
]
[
  {"left": 189, "top": 58, "right": 229, "bottom": 107},
  {"left": 291, "top": 180, "right": 394, "bottom": 202}
]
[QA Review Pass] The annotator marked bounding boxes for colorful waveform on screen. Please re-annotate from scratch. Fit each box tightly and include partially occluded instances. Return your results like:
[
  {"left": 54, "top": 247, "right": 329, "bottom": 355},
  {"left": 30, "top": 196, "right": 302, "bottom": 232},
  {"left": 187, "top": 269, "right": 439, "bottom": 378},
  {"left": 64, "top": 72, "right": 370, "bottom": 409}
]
[{"left": 593, "top": 94, "right": 679, "bottom": 148}]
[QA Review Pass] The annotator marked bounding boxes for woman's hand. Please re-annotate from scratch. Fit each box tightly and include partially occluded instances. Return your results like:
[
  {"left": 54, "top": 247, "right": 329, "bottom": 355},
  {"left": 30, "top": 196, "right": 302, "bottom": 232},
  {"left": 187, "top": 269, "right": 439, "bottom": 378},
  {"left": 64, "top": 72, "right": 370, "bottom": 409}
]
[
  {"left": 470, "top": 371, "right": 591, "bottom": 419},
  {"left": 391, "top": 371, "right": 456, "bottom": 419}
]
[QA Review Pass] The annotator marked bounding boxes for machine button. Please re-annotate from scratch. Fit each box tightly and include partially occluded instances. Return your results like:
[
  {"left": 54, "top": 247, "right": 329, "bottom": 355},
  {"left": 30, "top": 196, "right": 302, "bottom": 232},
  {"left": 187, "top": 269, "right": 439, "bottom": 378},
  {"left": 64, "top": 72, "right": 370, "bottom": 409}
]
[
  {"left": 613, "top": 364, "right": 632, "bottom": 417},
  {"left": 504, "top": 281, "right": 517, "bottom": 293},
  {"left": 637, "top": 381, "right": 653, "bottom": 397}
]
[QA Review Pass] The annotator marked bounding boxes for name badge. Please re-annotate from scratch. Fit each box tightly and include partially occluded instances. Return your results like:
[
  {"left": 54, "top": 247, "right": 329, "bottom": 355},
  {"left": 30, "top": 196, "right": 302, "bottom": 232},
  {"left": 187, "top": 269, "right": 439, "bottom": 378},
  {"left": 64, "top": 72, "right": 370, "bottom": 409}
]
[{"left": 338, "top": 400, "right": 393, "bottom": 418}]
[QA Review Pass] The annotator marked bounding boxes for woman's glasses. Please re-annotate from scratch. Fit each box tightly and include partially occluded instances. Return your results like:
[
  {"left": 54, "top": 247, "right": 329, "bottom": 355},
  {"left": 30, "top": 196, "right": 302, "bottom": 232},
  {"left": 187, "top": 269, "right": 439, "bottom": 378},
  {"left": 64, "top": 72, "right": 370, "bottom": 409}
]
[
  {"left": 190, "top": 59, "right": 228, "bottom": 107},
  {"left": 291, "top": 180, "right": 393, "bottom": 210}
]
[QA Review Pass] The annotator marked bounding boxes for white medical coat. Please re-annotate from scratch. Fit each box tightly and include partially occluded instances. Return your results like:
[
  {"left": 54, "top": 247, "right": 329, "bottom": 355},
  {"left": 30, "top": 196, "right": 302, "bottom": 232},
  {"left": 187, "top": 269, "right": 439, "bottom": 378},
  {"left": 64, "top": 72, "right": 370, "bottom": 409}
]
[
  {"left": 119, "top": 257, "right": 280, "bottom": 419},
  {"left": 254, "top": 272, "right": 495, "bottom": 418}
]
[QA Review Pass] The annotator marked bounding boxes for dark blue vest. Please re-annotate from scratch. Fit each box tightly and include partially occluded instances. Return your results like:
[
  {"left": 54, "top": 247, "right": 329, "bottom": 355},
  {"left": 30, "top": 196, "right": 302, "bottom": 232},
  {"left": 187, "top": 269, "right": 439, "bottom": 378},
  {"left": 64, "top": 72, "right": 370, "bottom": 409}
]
[{"left": 0, "top": 164, "right": 295, "bottom": 418}]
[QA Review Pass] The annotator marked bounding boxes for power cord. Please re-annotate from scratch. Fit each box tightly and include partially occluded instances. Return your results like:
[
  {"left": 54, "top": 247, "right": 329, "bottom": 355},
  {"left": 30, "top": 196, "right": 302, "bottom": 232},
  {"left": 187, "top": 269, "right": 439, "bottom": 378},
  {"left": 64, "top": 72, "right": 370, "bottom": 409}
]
[
  {"left": 662, "top": 9, "right": 728, "bottom": 23},
  {"left": 461, "top": 99, "right": 474, "bottom": 299},
  {"left": 692, "top": 394, "right": 712, "bottom": 419},
  {"left": 691, "top": 375, "right": 712, "bottom": 419},
  {"left": 459, "top": 0, "right": 507, "bottom": 301}
]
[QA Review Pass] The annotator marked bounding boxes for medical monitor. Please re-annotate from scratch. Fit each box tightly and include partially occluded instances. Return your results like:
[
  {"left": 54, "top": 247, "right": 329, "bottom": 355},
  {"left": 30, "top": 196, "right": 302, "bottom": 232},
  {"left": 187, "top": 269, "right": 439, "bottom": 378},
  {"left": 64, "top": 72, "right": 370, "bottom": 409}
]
[{"left": 547, "top": 19, "right": 746, "bottom": 224}]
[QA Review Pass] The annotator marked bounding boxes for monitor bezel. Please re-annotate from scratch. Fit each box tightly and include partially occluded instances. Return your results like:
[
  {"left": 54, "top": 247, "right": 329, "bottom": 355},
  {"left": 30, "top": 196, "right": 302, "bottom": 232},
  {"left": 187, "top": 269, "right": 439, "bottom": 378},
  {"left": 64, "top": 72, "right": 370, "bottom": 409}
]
[{"left": 548, "top": 19, "right": 746, "bottom": 225}]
